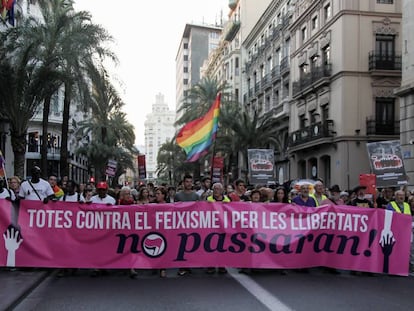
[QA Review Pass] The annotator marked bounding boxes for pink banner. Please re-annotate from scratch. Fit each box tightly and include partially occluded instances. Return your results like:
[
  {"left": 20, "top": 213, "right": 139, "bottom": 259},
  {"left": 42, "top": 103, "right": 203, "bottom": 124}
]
[{"left": 0, "top": 199, "right": 411, "bottom": 275}]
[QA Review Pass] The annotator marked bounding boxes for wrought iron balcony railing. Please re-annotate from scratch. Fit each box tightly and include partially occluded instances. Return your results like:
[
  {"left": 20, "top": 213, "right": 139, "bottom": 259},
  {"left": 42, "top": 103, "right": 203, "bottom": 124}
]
[
  {"left": 289, "top": 121, "right": 334, "bottom": 147},
  {"left": 366, "top": 118, "right": 399, "bottom": 135},
  {"left": 368, "top": 51, "right": 402, "bottom": 71},
  {"left": 292, "top": 63, "right": 332, "bottom": 96}
]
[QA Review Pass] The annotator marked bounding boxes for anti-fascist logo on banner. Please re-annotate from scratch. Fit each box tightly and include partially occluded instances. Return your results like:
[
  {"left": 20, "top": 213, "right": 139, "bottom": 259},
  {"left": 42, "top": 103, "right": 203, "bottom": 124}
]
[{"left": 142, "top": 232, "right": 166, "bottom": 258}]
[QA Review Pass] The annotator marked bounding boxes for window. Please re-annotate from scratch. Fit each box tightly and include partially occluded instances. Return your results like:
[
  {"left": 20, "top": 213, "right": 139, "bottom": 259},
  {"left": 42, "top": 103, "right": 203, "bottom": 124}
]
[
  {"left": 300, "top": 115, "right": 307, "bottom": 129},
  {"left": 375, "top": 98, "right": 395, "bottom": 134},
  {"left": 310, "top": 55, "right": 318, "bottom": 72},
  {"left": 183, "top": 55, "right": 188, "bottom": 61},
  {"left": 324, "top": 3, "right": 332, "bottom": 21},
  {"left": 322, "top": 106, "right": 329, "bottom": 122},
  {"left": 375, "top": 35, "right": 395, "bottom": 69},
  {"left": 183, "top": 79, "right": 188, "bottom": 85},
  {"left": 377, "top": 0, "right": 393, "bottom": 3},
  {"left": 299, "top": 64, "right": 308, "bottom": 79},
  {"left": 376, "top": 98, "right": 394, "bottom": 124},
  {"left": 183, "top": 67, "right": 188, "bottom": 73},
  {"left": 376, "top": 35, "right": 395, "bottom": 56},
  {"left": 312, "top": 16, "right": 318, "bottom": 30},
  {"left": 301, "top": 27, "right": 307, "bottom": 42},
  {"left": 183, "top": 43, "right": 188, "bottom": 49},
  {"left": 322, "top": 45, "right": 330, "bottom": 65}
]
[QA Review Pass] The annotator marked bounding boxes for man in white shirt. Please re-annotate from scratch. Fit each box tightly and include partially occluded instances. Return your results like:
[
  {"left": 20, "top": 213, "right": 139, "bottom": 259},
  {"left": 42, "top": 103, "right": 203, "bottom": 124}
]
[
  {"left": 90, "top": 181, "right": 116, "bottom": 205},
  {"left": 19, "top": 166, "right": 54, "bottom": 203},
  {"left": 60, "top": 180, "right": 85, "bottom": 203}
]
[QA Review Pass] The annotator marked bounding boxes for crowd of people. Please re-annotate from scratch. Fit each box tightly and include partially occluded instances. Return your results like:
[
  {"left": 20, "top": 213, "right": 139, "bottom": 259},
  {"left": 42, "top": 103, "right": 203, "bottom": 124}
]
[{"left": 2, "top": 166, "right": 414, "bottom": 278}]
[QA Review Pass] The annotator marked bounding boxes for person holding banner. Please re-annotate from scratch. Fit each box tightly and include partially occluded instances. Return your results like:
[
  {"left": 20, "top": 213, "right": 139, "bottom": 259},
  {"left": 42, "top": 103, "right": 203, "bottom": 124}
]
[
  {"left": 19, "top": 166, "right": 54, "bottom": 203},
  {"left": 228, "top": 179, "right": 249, "bottom": 202},
  {"left": 206, "top": 183, "right": 229, "bottom": 275},
  {"left": 292, "top": 184, "right": 316, "bottom": 207},
  {"left": 0, "top": 177, "right": 15, "bottom": 201},
  {"left": 273, "top": 186, "right": 290, "bottom": 203},
  {"left": 349, "top": 185, "right": 373, "bottom": 208},
  {"left": 310, "top": 180, "right": 327, "bottom": 207},
  {"left": 386, "top": 190, "right": 411, "bottom": 215},
  {"left": 60, "top": 180, "right": 85, "bottom": 203},
  {"left": 174, "top": 174, "right": 199, "bottom": 276},
  {"left": 90, "top": 182, "right": 116, "bottom": 205}
]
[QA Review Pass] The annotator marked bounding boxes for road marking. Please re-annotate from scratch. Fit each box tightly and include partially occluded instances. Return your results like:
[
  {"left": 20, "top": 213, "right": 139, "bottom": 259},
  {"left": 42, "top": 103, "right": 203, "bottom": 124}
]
[{"left": 228, "top": 269, "right": 294, "bottom": 311}]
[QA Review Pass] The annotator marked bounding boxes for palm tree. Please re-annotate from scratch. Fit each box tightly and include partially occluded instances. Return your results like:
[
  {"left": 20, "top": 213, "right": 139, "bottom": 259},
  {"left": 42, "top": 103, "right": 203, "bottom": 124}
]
[
  {"left": 58, "top": 7, "right": 115, "bottom": 178},
  {"left": 75, "top": 65, "right": 137, "bottom": 182},
  {"left": 156, "top": 139, "right": 197, "bottom": 186},
  {"left": 0, "top": 16, "right": 54, "bottom": 178},
  {"left": 219, "top": 108, "right": 284, "bottom": 181},
  {"left": 175, "top": 76, "right": 227, "bottom": 126}
]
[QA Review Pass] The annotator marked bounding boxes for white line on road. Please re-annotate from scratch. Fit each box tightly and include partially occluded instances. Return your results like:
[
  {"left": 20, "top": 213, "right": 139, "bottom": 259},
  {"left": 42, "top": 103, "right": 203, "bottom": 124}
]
[{"left": 228, "top": 269, "right": 294, "bottom": 311}]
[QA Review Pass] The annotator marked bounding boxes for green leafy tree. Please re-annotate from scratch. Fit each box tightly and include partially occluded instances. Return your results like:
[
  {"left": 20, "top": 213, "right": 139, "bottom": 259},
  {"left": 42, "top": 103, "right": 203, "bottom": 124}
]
[
  {"left": 75, "top": 65, "right": 137, "bottom": 183},
  {"left": 0, "top": 15, "right": 53, "bottom": 178}
]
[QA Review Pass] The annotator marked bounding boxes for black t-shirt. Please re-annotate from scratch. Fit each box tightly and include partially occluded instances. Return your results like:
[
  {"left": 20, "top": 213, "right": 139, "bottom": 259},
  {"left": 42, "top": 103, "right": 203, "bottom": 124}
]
[
  {"left": 350, "top": 198, "right": 374, "bottom": 208},
  {"left": 376, "top": 196, "right": 391, "bottom": 209}
]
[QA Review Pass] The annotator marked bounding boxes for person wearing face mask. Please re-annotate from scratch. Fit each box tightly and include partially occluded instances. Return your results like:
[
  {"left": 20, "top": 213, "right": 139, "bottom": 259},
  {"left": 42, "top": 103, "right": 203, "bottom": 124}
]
[{"left": 348, "top": 185, "right": 373, "bottom": 208}]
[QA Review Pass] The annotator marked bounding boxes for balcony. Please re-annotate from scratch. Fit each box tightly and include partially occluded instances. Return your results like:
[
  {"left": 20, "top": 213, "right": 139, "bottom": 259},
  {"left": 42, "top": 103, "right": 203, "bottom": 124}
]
[
  {"left": 368, "top": 51, "right": 401, "bottom": 71},
  {"left": 366, "top": 118, "right": 399, "bottom": 136},
  {"left": 224, "top": 20, "right": 241, "bottom": 42},
  {"left": 292, "top": 63, "right": 332, "bottom": 97},
  {"left": 280, "top": 57, "right": 290, "bottom": 74},
  {"left": 289, "top": 121, "right": 335, "bottom": 147}
]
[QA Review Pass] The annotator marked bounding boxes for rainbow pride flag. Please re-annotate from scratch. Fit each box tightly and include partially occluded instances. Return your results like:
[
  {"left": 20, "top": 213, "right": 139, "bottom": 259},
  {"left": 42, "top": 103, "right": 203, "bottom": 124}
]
[{"left": 176, "top": 93, "right": 221, "bottom": 162}]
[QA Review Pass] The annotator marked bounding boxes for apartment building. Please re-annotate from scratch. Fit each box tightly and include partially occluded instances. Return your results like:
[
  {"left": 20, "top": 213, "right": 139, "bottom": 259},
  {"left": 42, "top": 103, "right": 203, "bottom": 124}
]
[
  {"left": 395, "top": 0, "right": 414, "bottom": 189},
  {"left": 289, "top": 0, "right": 402, "bottom": 190},
  {"left": 144, "top": 93, "right": 176, "bottom": 181},
  {"left": 242, "top": 0, "right": 292, "bottom": 184},
  {"left": 175, "top": 23, "right": 222, "bottom": 122}
]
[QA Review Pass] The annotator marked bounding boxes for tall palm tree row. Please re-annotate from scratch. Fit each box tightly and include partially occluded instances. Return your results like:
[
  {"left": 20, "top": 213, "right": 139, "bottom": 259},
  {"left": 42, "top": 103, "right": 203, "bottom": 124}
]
[
  {"left": 75, "top": 64, "right": 138, "bottom": 184},
  {"left": 0, "top": 0, "right": 132, "bottom": 181}
]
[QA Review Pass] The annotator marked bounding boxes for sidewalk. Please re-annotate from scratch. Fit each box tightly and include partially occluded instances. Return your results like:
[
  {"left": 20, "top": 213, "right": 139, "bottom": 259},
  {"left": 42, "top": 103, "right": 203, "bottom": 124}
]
[{"left": 0, "top": 268, "right": 52, "bottom": 310}]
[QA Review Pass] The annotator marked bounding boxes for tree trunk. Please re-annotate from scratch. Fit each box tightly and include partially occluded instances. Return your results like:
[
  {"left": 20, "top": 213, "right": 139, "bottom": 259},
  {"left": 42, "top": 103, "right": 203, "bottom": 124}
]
[
  {"left": 11, "top": 133, "right": 27, "bottom": 180},
  {"left": 60, "top": 82, "right": 72, "bottom": 178},
  {"left": 41, "top": 95, "right": 51, "bottom": 178}
]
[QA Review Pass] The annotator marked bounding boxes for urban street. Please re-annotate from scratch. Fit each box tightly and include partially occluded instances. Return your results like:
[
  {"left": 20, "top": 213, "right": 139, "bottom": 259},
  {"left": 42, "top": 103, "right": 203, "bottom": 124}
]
[{"left": 3, "top": 268, "right": 414, "bottom": 311}]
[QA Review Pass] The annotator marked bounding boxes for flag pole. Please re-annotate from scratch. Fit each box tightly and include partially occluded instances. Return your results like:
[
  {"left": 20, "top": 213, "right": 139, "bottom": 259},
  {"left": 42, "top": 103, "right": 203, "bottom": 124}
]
[{"left": 210, "top": 93, "right": 221, "bottom": 180}]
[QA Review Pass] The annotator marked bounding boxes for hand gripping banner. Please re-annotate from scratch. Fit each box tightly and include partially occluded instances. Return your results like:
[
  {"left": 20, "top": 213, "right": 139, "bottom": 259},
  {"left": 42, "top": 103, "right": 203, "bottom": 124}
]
[{"left": 0, "top": 199, "right": 411, "bottom": 276}]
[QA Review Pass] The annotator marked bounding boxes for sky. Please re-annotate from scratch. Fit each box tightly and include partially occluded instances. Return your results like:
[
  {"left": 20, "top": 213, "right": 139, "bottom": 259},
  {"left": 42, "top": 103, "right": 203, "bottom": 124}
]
[{"left": 73, "top": 1, "right": 229, "bottom": 147}]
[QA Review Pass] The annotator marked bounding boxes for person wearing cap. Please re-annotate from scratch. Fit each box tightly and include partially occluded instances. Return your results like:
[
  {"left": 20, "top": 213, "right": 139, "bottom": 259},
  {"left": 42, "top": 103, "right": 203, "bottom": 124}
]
[
  {"left": 386, "top": 190, "right": 411, "bottom": 215},
  {"left": 321, "top": 185, "right": 344, "bottom": 205},
  {"left": 90, "top": 181, "right": 116, "bottom": 205},
  {"left": 19, "top": 166, "right": 54, "bottom": 203},
  {"left": 348, "top": 185, "right": 373, "bottom": 208}
]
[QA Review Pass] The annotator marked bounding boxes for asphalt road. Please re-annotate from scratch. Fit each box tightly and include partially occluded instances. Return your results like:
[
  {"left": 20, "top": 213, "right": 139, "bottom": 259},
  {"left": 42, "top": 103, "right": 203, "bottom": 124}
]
[{"left": 11, "top": 268, "right": 414, "bottom": 311}]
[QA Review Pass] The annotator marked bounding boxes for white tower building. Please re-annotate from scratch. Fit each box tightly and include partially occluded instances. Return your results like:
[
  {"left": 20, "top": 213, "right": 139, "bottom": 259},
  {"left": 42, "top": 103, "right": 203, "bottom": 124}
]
[{"left": 144, "top": 93, "right": 176, "bottom": 181}]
